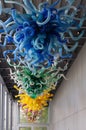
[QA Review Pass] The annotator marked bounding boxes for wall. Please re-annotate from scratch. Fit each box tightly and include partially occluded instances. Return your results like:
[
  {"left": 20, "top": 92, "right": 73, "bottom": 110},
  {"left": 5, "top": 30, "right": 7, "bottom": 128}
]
[
  {"left": 49, "top": 43, "right": 86, "bottom": 130},
  {"left": 0, "top": 75, "right": 13, "bottom": 130}
]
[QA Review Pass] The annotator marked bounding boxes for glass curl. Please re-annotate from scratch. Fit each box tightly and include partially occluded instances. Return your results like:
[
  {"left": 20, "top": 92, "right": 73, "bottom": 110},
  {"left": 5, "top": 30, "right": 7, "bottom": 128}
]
[
  {"left": 0, "top": 0, "right": 85, "bottom": 70},
  {"left": 9, "top": 58, "right": 68, "bottom": 98}
]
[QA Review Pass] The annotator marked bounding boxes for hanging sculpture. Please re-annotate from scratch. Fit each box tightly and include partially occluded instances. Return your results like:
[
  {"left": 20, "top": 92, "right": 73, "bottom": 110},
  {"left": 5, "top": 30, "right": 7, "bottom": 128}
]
[
  {"left": 0, "top": 0, "right": 85, "bottom": 70},
  {"left": 14, "top": 85, "right": 50, "bottom": 122},
  {"left": 0, "top": 0, "right": 86, "bottom": 122},
  {"left": 8, "top": 57, "right": 68, "bottom": 98},
  {"left": 14, "top": 85, "right": 53, "bottom": 111},
  {"left": 21, "top": 105, "right": 42, "bottom": 122}
]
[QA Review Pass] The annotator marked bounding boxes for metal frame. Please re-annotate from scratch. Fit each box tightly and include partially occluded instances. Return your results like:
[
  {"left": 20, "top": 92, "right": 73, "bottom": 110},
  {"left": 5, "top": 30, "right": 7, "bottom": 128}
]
[
  {"left": 0, "top": 83, "right": 3, "bottom": 130},
  {"left": 0, "top": 75, "right": 13, "bottom": 130},
  {"left": 8, "top": 96, "right": 12, "bottom": 130},
  {"left": 4, "top": 91, "right": 8, "bottom": 130}
]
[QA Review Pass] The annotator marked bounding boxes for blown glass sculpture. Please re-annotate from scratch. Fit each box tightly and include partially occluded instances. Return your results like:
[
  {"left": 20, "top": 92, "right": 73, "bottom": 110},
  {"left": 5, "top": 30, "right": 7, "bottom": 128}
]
[
  {"left": 8, "top": 57, "right": 68, "bottom": 98},
  {"left": 0, "top": 0, "right": 86, "bottom": 122},
  {"left": 20, "top": 104, "right": 42, "bottom": 122},
  {"left": 0, "top": 0, "right": 85, "bottom": 70},
  {"left": 14, "top": 85, "right": 53, "bottom": 111}
]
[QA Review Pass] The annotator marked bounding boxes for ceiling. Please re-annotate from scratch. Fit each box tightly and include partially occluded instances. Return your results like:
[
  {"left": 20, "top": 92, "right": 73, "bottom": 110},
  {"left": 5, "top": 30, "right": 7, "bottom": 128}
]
[{"left": 0, "top": 0, "right": 86, "bottom": 99}]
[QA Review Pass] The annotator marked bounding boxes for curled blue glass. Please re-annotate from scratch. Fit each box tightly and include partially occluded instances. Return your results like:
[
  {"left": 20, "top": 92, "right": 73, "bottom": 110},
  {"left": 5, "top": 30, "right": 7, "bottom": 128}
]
[{"left": 0, "top": 0, "right": 85, "bottom": 70}]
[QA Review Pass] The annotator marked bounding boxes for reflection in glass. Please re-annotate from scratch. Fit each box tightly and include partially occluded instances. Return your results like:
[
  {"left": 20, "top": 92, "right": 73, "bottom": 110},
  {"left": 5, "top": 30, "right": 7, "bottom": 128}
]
[
  {"left": 34, "top": 127, "right": 47, "bottom": 130},
  {"left": 19, "top": 107, "right": 48, "bottom": 123},
  {"left": 19, "top": 107, "right": 28, "bottom": 123}
]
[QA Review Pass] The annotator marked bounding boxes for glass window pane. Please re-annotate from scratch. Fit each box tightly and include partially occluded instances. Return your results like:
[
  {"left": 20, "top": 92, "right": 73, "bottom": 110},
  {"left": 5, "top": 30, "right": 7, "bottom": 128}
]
[
  {"left": 19, "top": 107, "right": 29, "bottom": 123},
  {"left": 19, "top": 107, "right": 48, "bottom": 123},
  {"left": 34, "top": 127, "right": 47, "bottom": 130},
  {"left": 37, "top": 107, "right": 48, "bottom": 123},
  {"left": 19, "top": 106, "right": 48, "bottom": 123},
  {"left": 19, "top": 127, "right": 31, "bottom": 130}
]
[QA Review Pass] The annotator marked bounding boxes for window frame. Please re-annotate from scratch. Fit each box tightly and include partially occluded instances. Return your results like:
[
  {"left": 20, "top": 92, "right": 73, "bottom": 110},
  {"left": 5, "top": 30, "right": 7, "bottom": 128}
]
[{"left": 0, "top": 76, "right": 13, "bottom": 130}]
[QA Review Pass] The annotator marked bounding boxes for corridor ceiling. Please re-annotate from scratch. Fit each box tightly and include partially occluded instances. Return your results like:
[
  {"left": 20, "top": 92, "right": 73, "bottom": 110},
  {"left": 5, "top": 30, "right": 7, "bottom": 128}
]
[{"left": 0, "top": 0, "right": 86, "bottom": 99}]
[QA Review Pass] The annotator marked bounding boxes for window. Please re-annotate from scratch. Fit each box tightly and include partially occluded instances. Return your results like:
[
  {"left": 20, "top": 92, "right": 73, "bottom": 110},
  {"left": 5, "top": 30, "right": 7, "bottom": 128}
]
[
  {"left": 18, "top": 105, "right": 49, "bottom": 130},
  {"left": 19, "top": 107, "right": 29, "bottom": 123},
  {"left": 34, "top": 127, "right": 47, "bottom": 130},
  {"left": 19, "top": 127, "right": 31, "bottom": 130},
  {"left": 0, "top": 81, "right": 12, "bottom": 130},
  {"left": 19, "top": 107, "right": 49, "bottom": 124}
]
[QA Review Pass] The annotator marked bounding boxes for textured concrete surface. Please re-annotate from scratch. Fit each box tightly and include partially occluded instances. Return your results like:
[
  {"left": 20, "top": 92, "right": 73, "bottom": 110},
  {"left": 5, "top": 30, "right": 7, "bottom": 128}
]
[{"left": 49, "top": 43, "right": 86, "bottom": 130}]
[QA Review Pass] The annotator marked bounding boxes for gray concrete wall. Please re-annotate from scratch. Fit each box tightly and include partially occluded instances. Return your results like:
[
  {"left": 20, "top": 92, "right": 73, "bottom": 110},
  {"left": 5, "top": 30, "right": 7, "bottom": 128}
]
[{"left": 49, "top": 43, "right": 86, "bottom": 130}]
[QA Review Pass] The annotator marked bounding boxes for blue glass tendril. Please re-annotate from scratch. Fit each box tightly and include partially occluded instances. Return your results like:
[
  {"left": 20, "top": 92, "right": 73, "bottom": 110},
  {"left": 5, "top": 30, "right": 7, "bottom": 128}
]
[{"left": 0, "top": 0, "right": 86, "bottom": 70}]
